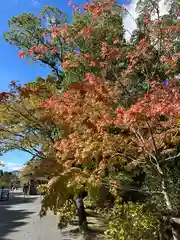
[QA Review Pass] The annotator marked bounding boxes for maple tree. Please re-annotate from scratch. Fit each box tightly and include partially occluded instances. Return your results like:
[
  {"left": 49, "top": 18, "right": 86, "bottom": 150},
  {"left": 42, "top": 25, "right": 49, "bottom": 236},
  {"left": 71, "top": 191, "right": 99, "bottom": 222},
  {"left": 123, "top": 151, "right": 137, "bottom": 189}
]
[
  {"left": 50, "top": 0, "right": 180, "bottom": 105},
  {"left": 39, "top": 0, "right": 180, "bottom": 238},
  {"left": 1, "top": 0, "right": 180, "bottom": 238},
  {"left": 41, "top": 76, "right": 180, "bottom": 237},
  {"left": 114, "top": 79, "right": 180, "bottom": 239}
]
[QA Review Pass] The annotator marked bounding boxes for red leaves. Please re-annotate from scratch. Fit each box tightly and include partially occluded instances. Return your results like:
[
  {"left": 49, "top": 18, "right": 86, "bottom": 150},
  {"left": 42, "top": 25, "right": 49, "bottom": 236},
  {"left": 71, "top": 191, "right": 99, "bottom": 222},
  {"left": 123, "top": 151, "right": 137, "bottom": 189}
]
[
  {"left": 89, "top": 0, "right": 116, "bottom": 17},
  {"left": 27, "top": 0, "right": 180, "bottom": 175},
  {"left": 85, "top": 73, "right": 97, "bottom": 84},
  {"left": 139, "top": 39, "right": 147, "bottom": 47},
  {"left": 18, "top": 51, "right": 25, "bottom": 59},
  {"left": 116, "top": 107, "right": 123, "bottom": 114},
  {"left": 143, "top": 15, "right": 148, "bottom": 24},
  {"left": 101, "top": 42, "right": 121, "bottom": 60},
  {"left": 89, "top": 4, "right": 103, "bottom": 17},
  {"left": 167, "top": 69, "right": 173, "bottom": 75},
  {"left": 29, "top": 45, "right": 48, "bottom": 55},
  {"left": 63, "top": 92, "right": 69, "bottom": 98},
  {"left": 83, "top": 2, "right": 90, "bottom": 11},
  {"left": 41, "top": 80, "right": 113, "bottom": 130},
  {"left": 115, "top": 79, "right": 180, "bottom": 128}
]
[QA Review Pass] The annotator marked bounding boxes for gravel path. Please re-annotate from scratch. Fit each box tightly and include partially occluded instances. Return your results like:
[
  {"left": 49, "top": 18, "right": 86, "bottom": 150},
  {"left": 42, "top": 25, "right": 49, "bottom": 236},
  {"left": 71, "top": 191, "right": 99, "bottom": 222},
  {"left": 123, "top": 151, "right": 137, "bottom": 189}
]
[{"left": 0, "top": 191, "right": 72, "bottom": 240}]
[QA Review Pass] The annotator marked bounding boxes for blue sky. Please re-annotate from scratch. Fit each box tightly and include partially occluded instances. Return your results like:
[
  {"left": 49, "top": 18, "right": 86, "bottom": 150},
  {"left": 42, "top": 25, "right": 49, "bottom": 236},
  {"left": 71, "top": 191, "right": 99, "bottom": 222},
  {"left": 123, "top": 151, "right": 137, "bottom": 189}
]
[{"left": 0, "top": 0, "right": 132, "bottom": 171}]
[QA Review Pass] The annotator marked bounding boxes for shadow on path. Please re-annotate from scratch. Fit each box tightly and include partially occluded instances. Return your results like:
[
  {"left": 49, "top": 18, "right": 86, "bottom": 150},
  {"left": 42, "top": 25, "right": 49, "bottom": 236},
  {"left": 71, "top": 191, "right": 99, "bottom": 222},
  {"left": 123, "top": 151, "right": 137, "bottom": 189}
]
[
  {"left": 62, "top": 211, "right": 107, "bottom": 240},
  {"left": 0, "top": 192, "right": 37, "bottom": 240}
]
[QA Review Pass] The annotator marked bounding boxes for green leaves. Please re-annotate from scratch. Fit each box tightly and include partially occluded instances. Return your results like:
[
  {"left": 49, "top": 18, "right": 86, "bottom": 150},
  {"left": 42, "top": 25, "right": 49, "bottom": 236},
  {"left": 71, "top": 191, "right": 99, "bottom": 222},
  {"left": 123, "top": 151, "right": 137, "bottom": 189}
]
[
  {"left": 4, "top": 6, "right": 68, "bottom": 81},
  {"left": 142, "top": 82, "right": 149, "bottom": 91},
  {"left": 105, "top": 202, "right": 159, "bottom": 240}
]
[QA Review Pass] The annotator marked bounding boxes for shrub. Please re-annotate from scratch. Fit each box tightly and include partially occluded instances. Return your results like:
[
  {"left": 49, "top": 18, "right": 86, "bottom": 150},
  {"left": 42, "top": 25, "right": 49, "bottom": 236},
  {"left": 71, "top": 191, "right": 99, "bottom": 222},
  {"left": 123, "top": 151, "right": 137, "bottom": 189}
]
[{"left": 104, "top": 200, "right": 159, "bottom": 240}]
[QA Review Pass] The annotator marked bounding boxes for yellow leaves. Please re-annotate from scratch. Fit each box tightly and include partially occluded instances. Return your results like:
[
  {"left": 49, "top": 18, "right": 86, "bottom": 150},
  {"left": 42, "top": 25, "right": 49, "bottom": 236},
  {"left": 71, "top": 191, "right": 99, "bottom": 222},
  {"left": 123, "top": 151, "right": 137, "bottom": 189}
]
[
  {"left": 0, "top": 104, "right": 8, "bottom": 113},
  {"left": 177, "top": 116, "right": 180, "bottom": 124},
  {"left": 54, "top": 122, "right": 133, "bottom": 183},
  {"left": 46, "top": 168, "right": 89, "bottom": 204},
  {"left": 79, "top": 140, "right": 101, "bottom": 162},
  {"left": 47, "top": 175, "right": 63, "bottom": 188},
  {"left": 18, "top": 162, "right": 38, "bottom": 183},
  {"left": 0, "top": 105, "right": 12, "bottom": 123},
  {"left": 37, "top": 184, "right": 47, "bottom": 194}
]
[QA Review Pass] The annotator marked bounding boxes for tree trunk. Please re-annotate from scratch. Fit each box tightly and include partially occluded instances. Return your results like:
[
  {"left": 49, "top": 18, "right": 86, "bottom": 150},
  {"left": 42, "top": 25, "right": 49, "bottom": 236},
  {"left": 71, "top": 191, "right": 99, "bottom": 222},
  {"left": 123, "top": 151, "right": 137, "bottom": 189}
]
[
  {"left": 74, "top": 195, "right": 88, "bottom": 231},
  {"left": 158, "top": 221, "right": 164, "bottom": 240},
  {"left": 161, "top": 179, "right": 179, "bottom": 240},
  {"left": 145, "top": 123, "right": 179, "bottom": 240}
]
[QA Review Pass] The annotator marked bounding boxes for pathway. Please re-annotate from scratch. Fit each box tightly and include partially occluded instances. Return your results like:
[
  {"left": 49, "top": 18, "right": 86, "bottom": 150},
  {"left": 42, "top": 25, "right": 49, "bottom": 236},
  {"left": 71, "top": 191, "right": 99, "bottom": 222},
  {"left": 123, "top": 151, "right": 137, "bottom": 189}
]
[{"left": 0, "top": 191, "right": 71, "bottom": 240}]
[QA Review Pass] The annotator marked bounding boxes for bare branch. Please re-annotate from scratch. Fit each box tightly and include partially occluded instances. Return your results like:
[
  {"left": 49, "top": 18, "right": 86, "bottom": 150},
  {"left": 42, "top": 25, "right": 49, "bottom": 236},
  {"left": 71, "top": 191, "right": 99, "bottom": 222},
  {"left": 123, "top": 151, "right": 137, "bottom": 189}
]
[{"left": 165, "top": 152, "right": 180, "bottom": 162}]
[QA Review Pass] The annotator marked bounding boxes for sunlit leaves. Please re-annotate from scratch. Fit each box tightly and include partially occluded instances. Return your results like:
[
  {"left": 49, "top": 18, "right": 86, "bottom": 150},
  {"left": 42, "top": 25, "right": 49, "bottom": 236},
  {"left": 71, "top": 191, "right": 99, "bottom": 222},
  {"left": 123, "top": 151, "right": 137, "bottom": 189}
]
[{"left": 0, "top": 77, "right": 61, "bottom": 158}]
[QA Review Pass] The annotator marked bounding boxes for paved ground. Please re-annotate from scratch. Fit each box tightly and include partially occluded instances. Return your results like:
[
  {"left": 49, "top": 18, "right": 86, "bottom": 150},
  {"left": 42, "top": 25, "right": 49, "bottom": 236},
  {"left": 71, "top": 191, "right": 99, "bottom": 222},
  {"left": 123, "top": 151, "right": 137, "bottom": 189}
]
[{"left": 0, "top": 191, "right": 74, "bottom": 240}]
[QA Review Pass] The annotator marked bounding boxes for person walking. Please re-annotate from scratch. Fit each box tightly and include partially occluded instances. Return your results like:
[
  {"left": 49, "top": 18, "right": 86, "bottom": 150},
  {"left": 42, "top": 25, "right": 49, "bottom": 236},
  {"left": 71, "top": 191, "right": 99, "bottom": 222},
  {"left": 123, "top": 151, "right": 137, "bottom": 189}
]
[
  {"left": 23, "top": 184, "right": 28, "bottom": 197},
  {"left": 0, "top": 186, "right": 4, "bottom": 200}
]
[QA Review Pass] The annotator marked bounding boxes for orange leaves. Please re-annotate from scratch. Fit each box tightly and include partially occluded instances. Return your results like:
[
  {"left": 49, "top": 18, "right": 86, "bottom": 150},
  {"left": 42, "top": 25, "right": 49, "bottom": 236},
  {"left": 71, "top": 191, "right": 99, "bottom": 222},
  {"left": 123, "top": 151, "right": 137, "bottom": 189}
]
[
  {"left": 101, "top": 42, "right": 121, "bottom": 60},
  {"left": 24, "top": 0, "right": 180, "bottom": 185},
  {"left": 89, "top": 0, "right": 116, "bottom": 17},
  {"left": 78, "top": 26, "right": 94, "bottom": 38},
  {"left": 85, "top": 72, "right": 97, "bottom": 84},
  {"left": 29, "top": 45, "right": 49, "bottom": 56},
  {"left": 40, "top": 81, "right": 125, "bottom": 174},
  {"left": 41, "top": 81, "right": 113, "bottom": 128},
  {"left": 78, "top": 53, "right": 100, "bottom": 68},
  {"left": 113, "top": 39, "right": 120, "bottom": 45},
  {"left": 163, "top": 22, "right": 180, "bottom": 33},
  {"left": 61, "top": 61, "right": 79, "bottom": 69},
  {"left": 50, "top": 26, "right": 68, "bottom": 38}
]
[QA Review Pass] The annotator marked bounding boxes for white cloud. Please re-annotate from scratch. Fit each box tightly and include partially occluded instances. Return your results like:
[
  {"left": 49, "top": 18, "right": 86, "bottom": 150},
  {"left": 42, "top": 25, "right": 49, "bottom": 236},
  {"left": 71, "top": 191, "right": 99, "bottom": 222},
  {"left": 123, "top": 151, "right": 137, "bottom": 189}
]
[
  {"left": 123, "top": 0, "right": 170, "bottom": 40},
  {"left": 123, "top": 0, "right": 138, "bottom": 40},
  {"left": 0, "top": 161, "right": 5, "bottom": 167},
  {"left": 2, "top": 162, "right": 24, "bottom": 171}
]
